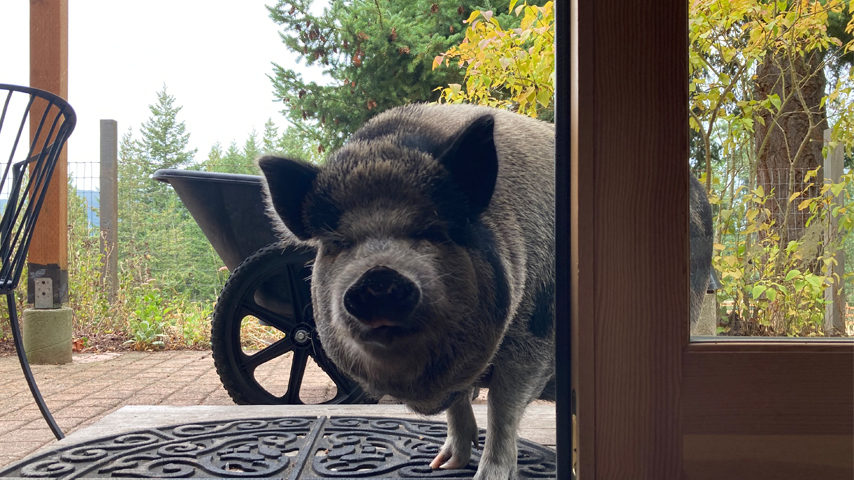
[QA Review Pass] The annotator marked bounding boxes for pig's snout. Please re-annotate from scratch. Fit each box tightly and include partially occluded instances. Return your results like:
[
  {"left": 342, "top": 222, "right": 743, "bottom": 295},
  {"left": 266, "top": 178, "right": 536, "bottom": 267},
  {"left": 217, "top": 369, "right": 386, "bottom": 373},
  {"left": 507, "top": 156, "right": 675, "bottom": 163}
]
[{"left": 343, "top": 266, "right": 421, "bottom": 327}]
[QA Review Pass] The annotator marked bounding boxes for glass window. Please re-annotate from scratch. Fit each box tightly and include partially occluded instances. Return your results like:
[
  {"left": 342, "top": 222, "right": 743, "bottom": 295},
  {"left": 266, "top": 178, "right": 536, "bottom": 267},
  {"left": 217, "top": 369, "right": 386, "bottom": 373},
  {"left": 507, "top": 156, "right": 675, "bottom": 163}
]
[{"left": 688, "top": 0, "right": 853, "bottom": 338}]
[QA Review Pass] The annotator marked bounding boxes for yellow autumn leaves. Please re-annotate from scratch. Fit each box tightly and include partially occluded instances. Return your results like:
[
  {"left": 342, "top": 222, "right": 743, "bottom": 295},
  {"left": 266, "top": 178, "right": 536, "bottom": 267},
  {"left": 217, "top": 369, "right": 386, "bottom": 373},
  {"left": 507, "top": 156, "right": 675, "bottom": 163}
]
[{"left": 432, "top": 1, "right": 554, "bottom": 119}]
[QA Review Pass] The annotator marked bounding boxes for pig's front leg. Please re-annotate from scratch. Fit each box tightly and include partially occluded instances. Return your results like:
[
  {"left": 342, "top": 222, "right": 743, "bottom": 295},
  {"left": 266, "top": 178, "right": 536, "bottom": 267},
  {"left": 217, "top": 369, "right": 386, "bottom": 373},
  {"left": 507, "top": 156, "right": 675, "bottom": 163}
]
[
  {"left": 430, "top": 390, "right": 479, "bottom": 470},
  {"left": 474, "top": 365, "right": 540, "bottom": 480},
  {"left": 473, "top": 394, "right": 524, "bottom": 479}
]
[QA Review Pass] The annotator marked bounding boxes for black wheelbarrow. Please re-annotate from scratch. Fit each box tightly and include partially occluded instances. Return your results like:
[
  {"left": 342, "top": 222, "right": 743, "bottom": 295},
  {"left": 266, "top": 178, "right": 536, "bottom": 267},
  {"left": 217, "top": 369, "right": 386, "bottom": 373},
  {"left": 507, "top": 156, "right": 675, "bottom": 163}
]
[{"left": 152, "top": 169, "right": 373, "bottom": 405}]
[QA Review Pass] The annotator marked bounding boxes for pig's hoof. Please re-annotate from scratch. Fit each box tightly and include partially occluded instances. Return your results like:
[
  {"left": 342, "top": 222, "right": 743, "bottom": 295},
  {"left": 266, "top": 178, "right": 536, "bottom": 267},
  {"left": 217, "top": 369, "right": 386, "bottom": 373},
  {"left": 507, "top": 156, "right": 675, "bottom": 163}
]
[
  {"left": 429, "top": 430, "right": 478, "bottom": 470},
  {"left": 473, "top": 461, "right": 518, "bottom": 480}
]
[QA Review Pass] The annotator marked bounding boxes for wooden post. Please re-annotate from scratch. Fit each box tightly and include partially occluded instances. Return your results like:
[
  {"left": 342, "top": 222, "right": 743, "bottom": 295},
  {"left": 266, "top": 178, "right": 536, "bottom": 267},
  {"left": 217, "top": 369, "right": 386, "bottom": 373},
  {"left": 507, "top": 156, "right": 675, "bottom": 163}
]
[
  {"left": 100, "top": 120, "right": 118, "bottom": 304},
  {"left": 572, "top": 0, "right": 688, "bottom": 477},
  {"left": 27, "top": 0, "right": 69, "bottom": 306},
  {"left": 824, "top": 128, "right": 845, "bottom": 335}
]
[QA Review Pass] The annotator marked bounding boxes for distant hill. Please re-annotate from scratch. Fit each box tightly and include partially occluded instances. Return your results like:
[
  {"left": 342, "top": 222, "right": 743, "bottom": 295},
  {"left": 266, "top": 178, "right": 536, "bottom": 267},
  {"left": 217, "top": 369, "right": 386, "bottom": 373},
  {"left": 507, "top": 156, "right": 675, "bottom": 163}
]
[
  {"left": 77, "top": 189, "right": 100, "bottom": 228},
  {"left": 0, "top": 191, "right": 100, "bottom": 228}
]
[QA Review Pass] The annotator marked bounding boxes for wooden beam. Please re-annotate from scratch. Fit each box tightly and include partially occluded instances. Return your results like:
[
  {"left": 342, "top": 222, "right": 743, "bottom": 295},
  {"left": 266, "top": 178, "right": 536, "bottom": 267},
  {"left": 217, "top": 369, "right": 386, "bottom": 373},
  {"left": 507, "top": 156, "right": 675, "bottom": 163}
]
[
  {"left": 572, "top": 0, "right": 688, "bottom": 477},
  {"left": 28, "top": 0, "right": 69, "bottom": 305},
  {"left": 570, "top": 0, "right": 596, "bottom": 476},
  {"left": 683, "top": 343, "right": 853, "bottom": 435},
  {"left": 682, "top": 342, "right": 854, "bottom": 479}
]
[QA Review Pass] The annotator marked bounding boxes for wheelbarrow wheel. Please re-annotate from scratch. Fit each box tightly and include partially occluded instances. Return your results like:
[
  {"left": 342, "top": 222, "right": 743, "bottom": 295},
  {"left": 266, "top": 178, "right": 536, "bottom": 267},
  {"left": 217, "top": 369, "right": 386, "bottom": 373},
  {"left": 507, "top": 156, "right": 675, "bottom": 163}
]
[{"left": 211, "top": 244, "right": 374, "bottom": 405}]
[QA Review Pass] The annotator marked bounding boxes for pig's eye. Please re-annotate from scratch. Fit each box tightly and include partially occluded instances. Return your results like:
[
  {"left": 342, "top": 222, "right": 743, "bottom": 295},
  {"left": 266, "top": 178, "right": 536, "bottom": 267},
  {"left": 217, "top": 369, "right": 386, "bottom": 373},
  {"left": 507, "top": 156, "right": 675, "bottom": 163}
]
[
  {"left": 322, "top": 237, "right": 353, "bottom": 253},
  {"left": 414, "top": 226, "right": 450, "bottom": 244}
]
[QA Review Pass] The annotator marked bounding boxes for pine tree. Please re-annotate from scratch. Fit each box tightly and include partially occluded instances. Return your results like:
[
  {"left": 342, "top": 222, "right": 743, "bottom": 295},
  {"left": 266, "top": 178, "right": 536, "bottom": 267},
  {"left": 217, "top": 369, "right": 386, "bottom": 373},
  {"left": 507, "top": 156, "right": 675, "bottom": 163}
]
[
  {"left": 262, "top": 118, "right": 279, "bottom": 154},
  {"left": 259, "top": 117, "right": 321, "bottom": 164},
  {"left": 221, "top": 141, "right": 246, "bottom": 174},
  {"left": 115, "top": 87, "right": 206, "bottom": 295},
  {"left": 138, "top": 84, "right": 197, "bottom": 172},
  {"left": 117, "top": 127, "right": 145, "bottom": 201},
  {"left": 118, "top": 85, "right": 199, "bottom": 213},
  {"left": 202, "top": 142, "right": 224, "bottom": 171},
  {"left": 243, "top": 128, "right": 261, "bottom": 166},
  {"left": 278, "top": 125, "right": 323, "bottom": 163},
  {"left": 266, "top": 0, "right": 537, "bottom": 151},
  {"left": 117, "top": 127, "right": 148, "bottom": 266}
]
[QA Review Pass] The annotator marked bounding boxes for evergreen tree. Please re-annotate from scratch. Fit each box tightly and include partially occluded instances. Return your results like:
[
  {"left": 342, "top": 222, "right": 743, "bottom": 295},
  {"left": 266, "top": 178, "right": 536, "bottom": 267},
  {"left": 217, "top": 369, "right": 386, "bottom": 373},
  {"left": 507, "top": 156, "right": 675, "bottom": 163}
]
[
  {"left": 277, "top": 125, "right": 323, "bottom": 163},
  {"left": 243, "top": 128, "right": 261, "bottom": 165},
  {"left": 266, "top": 0, "right": 537, "bottom": 151},
  {"left": 196, "top": 142, "right": 224, "bottom": 171},
  {"left": 139, "top": 84, "right": 197, "bottom": 172},
  {"left": 208, "top": 142, "right": 224, "bottom": 162},
  {"left": 117, "top": 127, "right": 145, "bottom": 204},
  {"left": 256, "top": 118, "right": 321, "bottom": 164},
  {"left": 220, "top": 141, "right": 247, "bottom": 173},
  {"left": 262, "top": 118, "right": 279, "bottom": 154},
  {"left": 124, "top": 85, "right": 199, "bottom": 212},
  {"left": 117, "top": 127, "right": 150, "bottom": 271},
  {"left": 116, "top": 87, "right": 215, "bottom": 299}
]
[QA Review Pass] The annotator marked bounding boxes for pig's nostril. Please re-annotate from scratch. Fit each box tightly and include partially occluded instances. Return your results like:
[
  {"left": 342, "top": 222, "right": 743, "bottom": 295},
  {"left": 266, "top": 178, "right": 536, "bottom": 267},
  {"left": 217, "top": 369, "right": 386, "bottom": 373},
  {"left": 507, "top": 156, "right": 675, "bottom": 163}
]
[{"left": 343, "top": 266, "right": 421, "bottom": 325}]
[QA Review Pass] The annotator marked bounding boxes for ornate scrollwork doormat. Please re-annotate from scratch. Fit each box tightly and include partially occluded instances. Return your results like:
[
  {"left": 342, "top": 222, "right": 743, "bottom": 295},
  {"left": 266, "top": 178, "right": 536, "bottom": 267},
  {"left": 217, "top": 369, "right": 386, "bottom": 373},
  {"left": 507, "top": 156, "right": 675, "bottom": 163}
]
[{"left": 0, "top": 417, "right": 556, "bottom": 479}]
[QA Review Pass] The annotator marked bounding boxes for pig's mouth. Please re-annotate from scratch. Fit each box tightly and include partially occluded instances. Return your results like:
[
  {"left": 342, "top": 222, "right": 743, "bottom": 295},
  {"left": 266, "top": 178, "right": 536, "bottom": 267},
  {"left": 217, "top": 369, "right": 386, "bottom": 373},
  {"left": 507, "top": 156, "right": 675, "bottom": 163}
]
[
  {"left": 359, "top": 317, "right": 399, "bottom": 328},
  {"left": 352, "top": 321, "right": 421, "bottom": 350}
]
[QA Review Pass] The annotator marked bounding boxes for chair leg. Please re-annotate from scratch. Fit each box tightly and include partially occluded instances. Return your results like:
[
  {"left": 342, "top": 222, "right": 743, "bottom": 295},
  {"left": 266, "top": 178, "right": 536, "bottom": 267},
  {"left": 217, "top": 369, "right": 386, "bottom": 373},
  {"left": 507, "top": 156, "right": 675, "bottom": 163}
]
[{"left": 7, "top": 293, "right": 64, "bottom": 440}]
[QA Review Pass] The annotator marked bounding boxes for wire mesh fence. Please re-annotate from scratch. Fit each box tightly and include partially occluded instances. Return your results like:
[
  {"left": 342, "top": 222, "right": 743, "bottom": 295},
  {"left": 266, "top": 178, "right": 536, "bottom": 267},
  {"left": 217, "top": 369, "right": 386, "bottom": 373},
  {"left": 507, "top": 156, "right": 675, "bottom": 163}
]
[
  {"left": 68, "top": 160, "right": 99, "bottom": 237},
  {"left": 68, "top": 159, "right": 261, "bottom": 305}
]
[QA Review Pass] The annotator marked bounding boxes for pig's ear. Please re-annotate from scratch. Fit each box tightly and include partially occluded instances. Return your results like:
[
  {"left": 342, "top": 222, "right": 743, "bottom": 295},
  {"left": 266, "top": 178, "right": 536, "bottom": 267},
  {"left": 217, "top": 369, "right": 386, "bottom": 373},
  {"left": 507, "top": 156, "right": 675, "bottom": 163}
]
[
  {"left": 438, "top": 115, "right": 498, "bottom": 218},
  {"left": 257, "top": 155, "right": 320, "bottom": 240}
]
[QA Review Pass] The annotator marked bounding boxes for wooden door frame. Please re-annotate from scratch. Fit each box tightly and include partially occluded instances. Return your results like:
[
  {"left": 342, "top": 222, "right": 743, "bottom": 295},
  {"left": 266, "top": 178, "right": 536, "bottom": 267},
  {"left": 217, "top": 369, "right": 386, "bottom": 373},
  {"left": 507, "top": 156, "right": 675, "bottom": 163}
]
[{"left": 565, "top": 0, "right": 854, "bottom": 478}]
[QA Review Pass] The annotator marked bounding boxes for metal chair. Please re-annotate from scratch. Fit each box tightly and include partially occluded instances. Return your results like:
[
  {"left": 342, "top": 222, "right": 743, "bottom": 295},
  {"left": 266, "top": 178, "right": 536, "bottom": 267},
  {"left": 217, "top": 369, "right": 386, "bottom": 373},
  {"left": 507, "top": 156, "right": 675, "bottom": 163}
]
[{"left": 0, "top": 84, "right": 76, "bottom": 440}]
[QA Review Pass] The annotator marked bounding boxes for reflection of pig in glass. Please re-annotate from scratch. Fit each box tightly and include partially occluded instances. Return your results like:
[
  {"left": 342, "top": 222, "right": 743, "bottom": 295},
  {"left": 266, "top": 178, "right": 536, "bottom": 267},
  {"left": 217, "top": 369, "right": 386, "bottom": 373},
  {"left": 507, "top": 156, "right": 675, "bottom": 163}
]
[
  {"left": 690, "top": 173, "right": 714, "bottom": 328},
  {"left": 260, "top": 104, "right": 555, "bottom": 480}
]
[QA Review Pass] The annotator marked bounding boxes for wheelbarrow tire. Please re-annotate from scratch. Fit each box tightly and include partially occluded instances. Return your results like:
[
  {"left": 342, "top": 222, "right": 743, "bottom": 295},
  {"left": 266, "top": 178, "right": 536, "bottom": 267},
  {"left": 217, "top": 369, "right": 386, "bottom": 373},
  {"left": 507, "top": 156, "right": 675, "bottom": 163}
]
[{"left": 211, "top": 244, "right": 374, "bottom": 405}]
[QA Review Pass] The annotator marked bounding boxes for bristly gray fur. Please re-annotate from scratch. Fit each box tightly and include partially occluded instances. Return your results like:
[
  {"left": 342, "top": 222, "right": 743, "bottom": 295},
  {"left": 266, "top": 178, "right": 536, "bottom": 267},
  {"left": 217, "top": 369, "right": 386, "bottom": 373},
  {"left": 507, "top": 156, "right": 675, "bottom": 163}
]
[
  {"left": 260, "top": 104, "right": 554, "bottom": 480},
  {"left": 689, "top": 173, "right": 713, "bottom": 328}
]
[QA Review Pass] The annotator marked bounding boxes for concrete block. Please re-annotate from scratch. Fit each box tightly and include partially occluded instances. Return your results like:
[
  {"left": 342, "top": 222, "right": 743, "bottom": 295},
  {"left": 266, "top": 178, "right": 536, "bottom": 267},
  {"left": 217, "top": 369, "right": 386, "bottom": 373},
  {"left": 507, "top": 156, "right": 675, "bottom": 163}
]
[
  {"left": 691, "top": 293, "right": 718, "bottom": 337},
  {"left": 22, "top": 307, "right": 73, "bottom": 365}
]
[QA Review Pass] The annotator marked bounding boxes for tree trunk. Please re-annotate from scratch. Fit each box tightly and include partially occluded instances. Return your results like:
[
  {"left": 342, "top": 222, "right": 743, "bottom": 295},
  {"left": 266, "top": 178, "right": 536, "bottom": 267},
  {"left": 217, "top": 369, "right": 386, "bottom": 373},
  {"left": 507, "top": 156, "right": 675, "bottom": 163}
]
[{"left": 754, "top": 50, "right": 827, "bottom": 246}]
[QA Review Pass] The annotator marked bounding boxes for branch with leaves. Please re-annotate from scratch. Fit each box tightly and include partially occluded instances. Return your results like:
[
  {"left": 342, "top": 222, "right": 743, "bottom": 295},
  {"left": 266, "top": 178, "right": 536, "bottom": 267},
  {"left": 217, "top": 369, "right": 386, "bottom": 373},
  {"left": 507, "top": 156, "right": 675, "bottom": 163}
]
[{"left": 432, "top": 0, "right": 554, "bottom": 120}]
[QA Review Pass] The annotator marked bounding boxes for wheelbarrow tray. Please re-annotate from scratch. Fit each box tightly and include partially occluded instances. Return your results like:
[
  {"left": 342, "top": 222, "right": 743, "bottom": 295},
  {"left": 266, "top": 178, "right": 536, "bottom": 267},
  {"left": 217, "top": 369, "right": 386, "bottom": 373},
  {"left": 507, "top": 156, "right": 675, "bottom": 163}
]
[
  {"left": 152, "top": 167, "right": 313, "bottom": 316},
  {"left": 152, "top": 169, "right": 296, "bottom": 270}
]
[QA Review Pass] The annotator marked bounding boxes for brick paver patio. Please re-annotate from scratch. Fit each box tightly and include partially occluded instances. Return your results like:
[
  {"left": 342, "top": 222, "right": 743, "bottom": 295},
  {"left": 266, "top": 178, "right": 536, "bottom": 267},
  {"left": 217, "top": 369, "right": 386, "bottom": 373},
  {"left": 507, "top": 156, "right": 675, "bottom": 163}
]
[
  {"left": 0, "top": 350, "right": 504, "bottom": 469},
  {"left": 0, "top": 350, "right": 344, "bottom": 468}
]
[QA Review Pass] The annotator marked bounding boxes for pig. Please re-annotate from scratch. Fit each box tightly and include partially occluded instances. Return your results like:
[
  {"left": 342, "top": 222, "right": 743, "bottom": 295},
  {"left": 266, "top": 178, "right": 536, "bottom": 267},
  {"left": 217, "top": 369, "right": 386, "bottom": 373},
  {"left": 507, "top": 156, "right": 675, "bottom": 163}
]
[
  {"left": 259, "top": 103, "right": 555, "bottom": 480},
  {"left": 690, "top": 173, "right": 714, "bottom": 331}
]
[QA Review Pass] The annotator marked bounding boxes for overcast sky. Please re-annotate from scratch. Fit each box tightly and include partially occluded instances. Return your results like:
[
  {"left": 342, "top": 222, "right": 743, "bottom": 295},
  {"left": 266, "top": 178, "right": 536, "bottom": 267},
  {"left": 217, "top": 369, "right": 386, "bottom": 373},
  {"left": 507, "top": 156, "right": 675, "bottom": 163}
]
[{"left": 0, "top": 1, "right": 327, "bottom": 188}]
